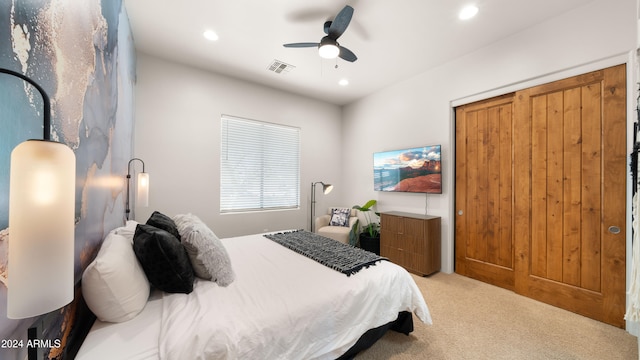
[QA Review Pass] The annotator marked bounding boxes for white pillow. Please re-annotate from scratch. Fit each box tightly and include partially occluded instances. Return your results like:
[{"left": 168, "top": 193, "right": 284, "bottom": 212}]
[
  {"left": 173, "top": 213, "right": 235, "bottom": 286},
  {"left": 114, "top": 220, "right": 139, "bottom": 243},
  {"left": 82, "top": 230, "right": 150, "bottom": 322}
]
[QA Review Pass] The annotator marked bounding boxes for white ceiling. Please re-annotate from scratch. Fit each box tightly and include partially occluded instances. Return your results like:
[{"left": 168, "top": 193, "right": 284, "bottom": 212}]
[{"left": 124, "top": 0, "right": 595, "bottom": 106}]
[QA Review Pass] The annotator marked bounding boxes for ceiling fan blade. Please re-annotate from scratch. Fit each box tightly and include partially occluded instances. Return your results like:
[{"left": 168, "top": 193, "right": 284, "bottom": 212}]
[
  {"left": 328, "top": 5, "right": 353, "bottom": 40},
  {"left": 286, "top": 7, "right": 332, "bottom": 22},
  {"left": 283, "top": 42, "right": 319, "bottom": 48},
  {"left": 339, "top": 46, "right": 357, "bottom": 62}
]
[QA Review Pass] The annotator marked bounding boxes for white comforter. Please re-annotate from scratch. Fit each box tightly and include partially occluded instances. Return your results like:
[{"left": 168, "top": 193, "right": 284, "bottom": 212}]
[{"left": 159, "top": 233, "right": 432, "bottom": 360}]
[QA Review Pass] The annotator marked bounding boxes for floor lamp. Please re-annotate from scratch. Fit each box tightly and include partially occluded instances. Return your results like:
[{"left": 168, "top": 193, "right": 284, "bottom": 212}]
[
  {"left": 310, "top": 181, "right": 333, "bottom": 232},
  {"left": 2, "top": 68, "right": 76, "bottom": 359}
]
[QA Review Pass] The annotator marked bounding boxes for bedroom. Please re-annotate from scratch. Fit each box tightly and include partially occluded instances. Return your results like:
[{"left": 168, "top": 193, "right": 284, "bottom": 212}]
[{"left": 0, "top": 0, "right": 638, "bottom": 359}]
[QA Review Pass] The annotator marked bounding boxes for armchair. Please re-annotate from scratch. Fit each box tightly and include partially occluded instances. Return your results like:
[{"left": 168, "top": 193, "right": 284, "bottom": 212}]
[{"left": 315, "top": 208, "right": 358, "bottom": 244}]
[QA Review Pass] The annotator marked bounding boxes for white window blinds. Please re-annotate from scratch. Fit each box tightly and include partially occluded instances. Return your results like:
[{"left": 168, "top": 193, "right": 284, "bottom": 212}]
[{"left": 220, "top": 115, "right": 300, "bottom": 213}]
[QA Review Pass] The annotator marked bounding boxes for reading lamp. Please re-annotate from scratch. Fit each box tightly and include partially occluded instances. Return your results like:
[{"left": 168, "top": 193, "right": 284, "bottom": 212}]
[
  {"left": 2, "top": 68, "right": 76, "bottom": 320},
  {"left": 125, "top": 158, "right": 149, "bottom": 220},
  {"left": 310, "top": 181, "right": 333, "bottom": 232}
]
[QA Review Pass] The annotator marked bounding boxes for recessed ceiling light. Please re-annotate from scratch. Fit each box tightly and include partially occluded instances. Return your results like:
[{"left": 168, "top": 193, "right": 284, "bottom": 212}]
[
  {"left": 338, "top": 79, "right": 349, "bottom": 86},
  {"left": 203, "top": 30, "right": 219, "bottom": 41},
  {"left": 459, "top": 5, "right": 479, "bottom": 20}
]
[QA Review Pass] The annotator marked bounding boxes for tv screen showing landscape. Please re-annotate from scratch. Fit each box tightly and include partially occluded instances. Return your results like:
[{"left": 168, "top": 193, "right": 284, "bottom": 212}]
[{"left": 373, "top": 145, "right": 442, "bottom": 193}]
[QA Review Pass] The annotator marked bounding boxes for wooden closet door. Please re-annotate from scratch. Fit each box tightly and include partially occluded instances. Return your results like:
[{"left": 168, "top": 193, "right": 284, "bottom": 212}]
[
  {"left": 455, "top": 64, "right": 626, "bottom": 328},
  {"left": 513, "top": 64, "right": 626, "bottom": 327},
  {"left": 455, "top": 94, "right": 516, "bottom": 291}
]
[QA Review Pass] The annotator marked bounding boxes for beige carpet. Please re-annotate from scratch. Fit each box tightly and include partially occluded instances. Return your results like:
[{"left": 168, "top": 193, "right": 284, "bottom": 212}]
[{"left": 358, "top": 272, "right": 638, "bottom": 360}]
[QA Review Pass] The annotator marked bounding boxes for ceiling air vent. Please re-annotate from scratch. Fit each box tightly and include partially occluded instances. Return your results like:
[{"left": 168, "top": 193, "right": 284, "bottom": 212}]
[{"left": 267, "top": 60, "right": 295, "bottom": 74}]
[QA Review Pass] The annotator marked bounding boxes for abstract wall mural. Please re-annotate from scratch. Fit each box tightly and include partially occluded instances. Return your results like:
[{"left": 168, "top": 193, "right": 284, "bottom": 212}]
[{"left": 0, "top": 1, "right": 135, "bottom": 359}]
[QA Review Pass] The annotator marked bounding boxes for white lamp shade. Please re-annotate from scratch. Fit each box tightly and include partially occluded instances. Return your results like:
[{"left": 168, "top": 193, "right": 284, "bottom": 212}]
[
  {"left": 8, "top": 140, "right": 76, "bottom": 319},
  {"left": 318, "top": 44, "right": 339, "bottom": 59},
  {"left": 136, "top": 172, "right": 149, "bottom": 207}
]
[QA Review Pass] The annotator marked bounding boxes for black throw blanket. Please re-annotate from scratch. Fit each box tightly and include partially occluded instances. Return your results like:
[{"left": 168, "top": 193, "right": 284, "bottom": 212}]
[{"left": 264, "top": 230, "right": 387, "bottom": 276}]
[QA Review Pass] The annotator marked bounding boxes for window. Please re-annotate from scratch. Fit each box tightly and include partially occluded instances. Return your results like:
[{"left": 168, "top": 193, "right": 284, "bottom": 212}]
[{"left": 220, "top": 115, "right": 300, "bottom": 213}]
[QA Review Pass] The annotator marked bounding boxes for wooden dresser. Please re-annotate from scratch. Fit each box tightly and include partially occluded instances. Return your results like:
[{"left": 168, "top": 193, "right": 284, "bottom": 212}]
[{"left": 380, "top": 211, "right": 441, "bottom": 276}]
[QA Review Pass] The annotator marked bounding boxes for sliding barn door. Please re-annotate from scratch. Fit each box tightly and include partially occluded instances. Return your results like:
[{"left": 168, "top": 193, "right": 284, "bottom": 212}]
[
  {"left": 455, "top": 94, "right": 516, "bottom": 291},
  {"left": 455, "top": 64, "right": 626, "bottom": 327}
]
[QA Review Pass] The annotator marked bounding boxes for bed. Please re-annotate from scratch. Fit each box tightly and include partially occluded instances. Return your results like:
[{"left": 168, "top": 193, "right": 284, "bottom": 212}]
[{"left": 74, "top": 213, "right": 432, "bottom": 359}]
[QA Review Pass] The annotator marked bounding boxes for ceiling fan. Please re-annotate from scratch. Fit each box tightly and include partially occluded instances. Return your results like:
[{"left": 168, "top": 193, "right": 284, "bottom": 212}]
[{"left": 283, "top": 5, "right": 358, "bottom": 62}]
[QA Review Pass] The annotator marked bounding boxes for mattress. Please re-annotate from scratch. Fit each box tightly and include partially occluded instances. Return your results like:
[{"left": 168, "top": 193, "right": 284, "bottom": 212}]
[
  {"left": 76, "top": 232, "right": 431, "bottom": 359},
  {"left": 75, "top": 290, "right": 162, "bottom": 360}
]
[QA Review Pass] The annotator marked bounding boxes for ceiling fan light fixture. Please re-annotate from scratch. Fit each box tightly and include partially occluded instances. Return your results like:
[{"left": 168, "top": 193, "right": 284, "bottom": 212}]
[
  {"left": 318, "top": 37, "right": 340, "bottom": 59},
  {"left": 283, "top": 5, "right": 357, "bottom": 62},
  {"left": 319, "top": 44, "right": 339, "bottom": 59}
]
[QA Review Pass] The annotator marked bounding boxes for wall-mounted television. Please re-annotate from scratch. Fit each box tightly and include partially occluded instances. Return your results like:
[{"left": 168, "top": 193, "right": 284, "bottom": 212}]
[{"left": 373, "top": 145, "right": 442, "bottom": 194}]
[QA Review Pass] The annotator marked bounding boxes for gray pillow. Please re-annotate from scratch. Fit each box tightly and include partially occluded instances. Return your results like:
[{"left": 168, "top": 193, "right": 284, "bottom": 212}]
[{"left": 173, "top": 214, "right": 235, "bottom": 286}]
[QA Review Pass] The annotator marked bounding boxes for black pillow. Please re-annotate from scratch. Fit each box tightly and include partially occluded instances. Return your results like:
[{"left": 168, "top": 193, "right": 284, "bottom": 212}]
[
  {"left": 133, "top": 224, "right": 194, "bottom": 294},
  {"left": 146, "top": 211, "right": 181, "bottom": 240}
]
